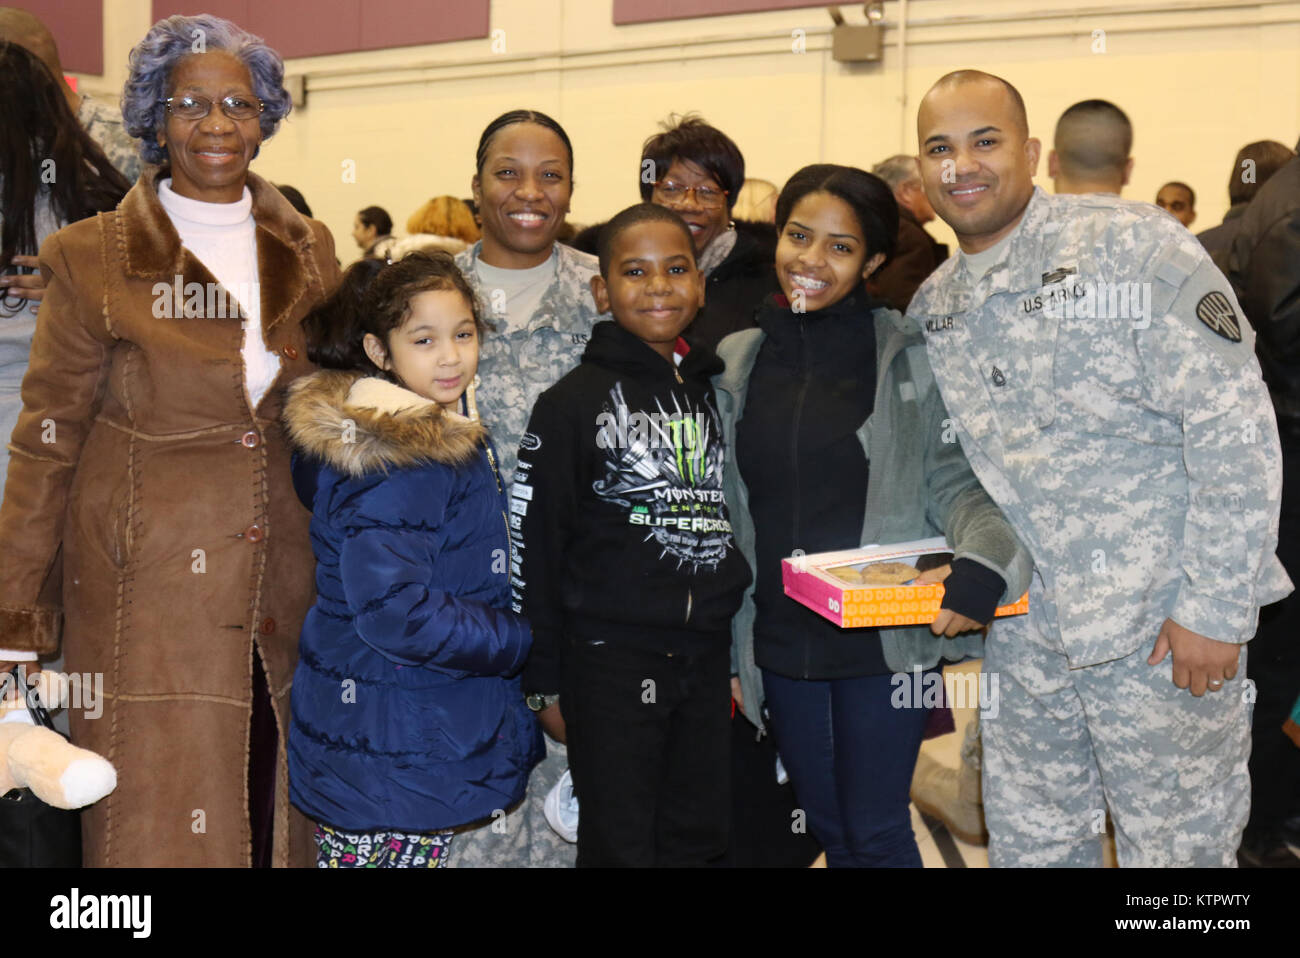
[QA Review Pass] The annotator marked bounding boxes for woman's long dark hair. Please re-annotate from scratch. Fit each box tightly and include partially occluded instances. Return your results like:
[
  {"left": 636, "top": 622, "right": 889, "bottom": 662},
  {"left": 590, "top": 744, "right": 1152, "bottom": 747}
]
[{"left": 0, "top": 42, "right": 131, "bottom": 265}]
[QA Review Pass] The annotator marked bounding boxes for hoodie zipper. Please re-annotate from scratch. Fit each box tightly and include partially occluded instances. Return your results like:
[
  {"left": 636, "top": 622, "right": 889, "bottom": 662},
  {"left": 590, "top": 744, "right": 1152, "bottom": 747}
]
[
  {"left": 674, "top": 356, "right": 689, "bottom": 621},
  {"left": 789, "top": 316, "right": 810, "bottom": 541},
  {"left": 790, "top": 317, "right": 812, "bottom": 678}
]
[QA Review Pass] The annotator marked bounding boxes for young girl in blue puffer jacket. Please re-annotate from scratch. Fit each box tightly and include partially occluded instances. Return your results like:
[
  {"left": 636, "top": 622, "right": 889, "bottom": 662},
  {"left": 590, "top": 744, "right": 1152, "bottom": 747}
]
[{"left": 283, "top": 252, "right": 543, "bottom": 868}]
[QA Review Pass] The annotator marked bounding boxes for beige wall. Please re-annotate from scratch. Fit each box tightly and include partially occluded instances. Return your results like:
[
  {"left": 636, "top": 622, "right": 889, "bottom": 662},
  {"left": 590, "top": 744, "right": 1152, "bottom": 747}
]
[{"left": 78, "top": 0, "right": 1300, "bottom": 260}]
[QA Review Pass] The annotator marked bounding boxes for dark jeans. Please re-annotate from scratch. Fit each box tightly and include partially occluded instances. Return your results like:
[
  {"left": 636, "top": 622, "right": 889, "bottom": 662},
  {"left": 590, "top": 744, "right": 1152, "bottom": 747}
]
[
  {"left": 562, "top": 635, "right": 731, "bottom": 867},
  {"left": 762, "top": 667, "right": 934, "bottom": 868}
]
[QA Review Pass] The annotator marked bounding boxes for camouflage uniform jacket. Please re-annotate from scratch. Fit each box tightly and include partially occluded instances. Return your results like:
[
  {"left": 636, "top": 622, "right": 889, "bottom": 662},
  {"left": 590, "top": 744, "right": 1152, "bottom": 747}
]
[
  {"left": 77, "top": 94, "right": 141, "bottom": 184},
  {"left": 909, "top": 186, "right": 1293, "bottom": 669},
  {"left": 455, "top": 241, "right": 602, "bottom": 484}
]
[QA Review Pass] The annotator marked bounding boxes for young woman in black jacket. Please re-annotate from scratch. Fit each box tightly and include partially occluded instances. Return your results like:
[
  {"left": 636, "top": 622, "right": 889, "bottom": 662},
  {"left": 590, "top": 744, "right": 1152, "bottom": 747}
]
[{"left": 723, "top": 166, "right": 1015, "bottom": 867}]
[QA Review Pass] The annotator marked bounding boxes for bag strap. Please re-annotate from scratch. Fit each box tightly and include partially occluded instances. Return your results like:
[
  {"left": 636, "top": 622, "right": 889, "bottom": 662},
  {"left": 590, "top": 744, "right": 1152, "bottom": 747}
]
[{"left": 9, "top": 667, "right": 58, "bottom": 732}]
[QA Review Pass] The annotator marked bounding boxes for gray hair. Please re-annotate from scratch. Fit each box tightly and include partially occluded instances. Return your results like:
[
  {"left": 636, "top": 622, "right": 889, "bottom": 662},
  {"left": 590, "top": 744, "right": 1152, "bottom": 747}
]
[
  {"left": 871, "top": 155, "right": 921, "bottom": 192},
  {"left": 121, "top": 14, "right": 291, "bottom": 166}
]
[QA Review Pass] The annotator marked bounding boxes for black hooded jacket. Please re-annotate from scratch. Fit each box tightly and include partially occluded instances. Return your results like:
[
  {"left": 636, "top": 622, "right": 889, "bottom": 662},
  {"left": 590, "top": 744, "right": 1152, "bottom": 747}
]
[{"left": 515, "top": 320, "right": 753, "bottom": 695}]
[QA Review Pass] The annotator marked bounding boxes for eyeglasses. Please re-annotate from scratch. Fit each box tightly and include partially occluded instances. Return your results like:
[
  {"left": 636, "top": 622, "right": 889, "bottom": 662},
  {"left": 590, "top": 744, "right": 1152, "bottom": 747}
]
[
  {"left": 652, "top": 180, "right": 729, "bottom": 210},
  {"left": 161, "top": 94, "right": 264, "bottom": 121}
]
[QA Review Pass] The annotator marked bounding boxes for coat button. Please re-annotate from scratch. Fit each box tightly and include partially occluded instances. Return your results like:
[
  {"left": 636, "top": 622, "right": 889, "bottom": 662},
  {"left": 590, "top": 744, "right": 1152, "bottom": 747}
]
[
  {"left": 260, "top": 618, "right": 276, "bottom": 634},
  {"left": 282, "top": 344, "right": 299, "bottom": 360},
  {"left": 240, "top": 430, "right": 260, "bottom": 448},
  {"left": 244, "top": 524, "right": 263, "bottom": 543},
  {"left": 991, "top": 365, "right": 1007, "bottom": 387}
]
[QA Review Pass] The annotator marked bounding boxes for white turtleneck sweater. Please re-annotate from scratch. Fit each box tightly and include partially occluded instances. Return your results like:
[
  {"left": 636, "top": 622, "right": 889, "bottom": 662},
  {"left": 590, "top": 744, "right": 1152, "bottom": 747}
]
[{"left": 157, "top": 179, "right": 280, "bottom": 409}]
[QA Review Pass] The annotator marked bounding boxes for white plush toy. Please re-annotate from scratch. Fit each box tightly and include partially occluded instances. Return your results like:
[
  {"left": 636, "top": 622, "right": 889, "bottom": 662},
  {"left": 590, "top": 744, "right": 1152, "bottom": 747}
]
[{"left": 0, "top": 670, "right": 117, "bottom": 809}]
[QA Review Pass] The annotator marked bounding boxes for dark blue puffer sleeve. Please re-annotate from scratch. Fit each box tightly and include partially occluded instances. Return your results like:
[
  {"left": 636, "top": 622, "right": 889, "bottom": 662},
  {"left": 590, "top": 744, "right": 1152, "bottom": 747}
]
[{"left": 335, "top": 473, "right": 533, "bottom": 677}]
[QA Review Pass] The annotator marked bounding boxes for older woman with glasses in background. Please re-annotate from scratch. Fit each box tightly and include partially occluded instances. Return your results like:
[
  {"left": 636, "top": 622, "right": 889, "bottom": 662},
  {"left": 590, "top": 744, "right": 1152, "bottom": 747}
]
[
  {"left": 0, "top": 13, "right": 339, "bottom": 867},
  {"left": 640, "top": 115, "right": 778, "bottom": 349}
]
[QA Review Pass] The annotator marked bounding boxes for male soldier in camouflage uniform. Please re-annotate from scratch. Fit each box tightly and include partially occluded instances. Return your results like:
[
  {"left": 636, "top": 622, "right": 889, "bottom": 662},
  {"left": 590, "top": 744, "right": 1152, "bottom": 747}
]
[
  {"left": 448, "top": 238, "right": 602, "bottom": 866},
  {"left": 0, "top": 7, "right": 140, "bottom": 183},
  {"left": 908, "top": 70, "right": 1293, "bottom": 867}
]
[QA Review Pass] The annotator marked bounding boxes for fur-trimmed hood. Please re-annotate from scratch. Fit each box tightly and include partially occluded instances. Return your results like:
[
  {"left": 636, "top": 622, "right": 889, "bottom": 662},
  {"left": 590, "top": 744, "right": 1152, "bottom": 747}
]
[{"left": 284, "top": 369, "right": 485, "bottom": 476}]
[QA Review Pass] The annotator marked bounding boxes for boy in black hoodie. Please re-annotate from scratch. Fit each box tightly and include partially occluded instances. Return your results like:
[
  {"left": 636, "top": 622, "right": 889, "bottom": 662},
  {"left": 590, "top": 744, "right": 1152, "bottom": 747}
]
[{"left": 513, "top": 204, "right": 752, "bottom": 866}]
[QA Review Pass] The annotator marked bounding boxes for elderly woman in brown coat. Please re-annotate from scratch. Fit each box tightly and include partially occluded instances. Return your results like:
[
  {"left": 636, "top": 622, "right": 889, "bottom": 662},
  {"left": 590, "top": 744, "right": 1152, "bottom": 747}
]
[{"left": 0, "top": 14, "right": 339, "bottom": 866}]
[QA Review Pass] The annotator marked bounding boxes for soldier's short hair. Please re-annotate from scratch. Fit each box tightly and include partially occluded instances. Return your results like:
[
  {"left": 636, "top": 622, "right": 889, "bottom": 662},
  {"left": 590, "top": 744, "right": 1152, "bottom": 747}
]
[
  {"left": 931, "top": 69, "right": 1029, "bottom": 139},
  {"left": 1053, "top": 99, "right": 1132, "bottom": 177}
]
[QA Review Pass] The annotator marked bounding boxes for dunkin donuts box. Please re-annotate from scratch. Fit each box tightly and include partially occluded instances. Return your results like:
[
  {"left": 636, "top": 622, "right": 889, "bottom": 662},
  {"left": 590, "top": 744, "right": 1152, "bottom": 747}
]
[{"left": 781, "top": 536, "right": 1029, "bottom": 628}]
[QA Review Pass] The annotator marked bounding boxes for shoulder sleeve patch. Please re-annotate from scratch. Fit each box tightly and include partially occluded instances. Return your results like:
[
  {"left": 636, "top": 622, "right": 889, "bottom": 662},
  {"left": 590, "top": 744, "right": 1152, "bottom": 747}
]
[
  {"left": 1151, "top": 246, "right": 1255, "bottom": 368},
  {"left": 1194, "top": 291, "right": 1242, "bottom": 342}
]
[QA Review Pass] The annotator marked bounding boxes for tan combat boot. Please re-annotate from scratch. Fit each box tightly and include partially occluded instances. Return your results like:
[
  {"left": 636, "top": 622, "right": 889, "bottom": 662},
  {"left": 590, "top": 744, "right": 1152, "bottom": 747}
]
[{"left": 910, "top": 716, "right": 987, "bottom": 846}]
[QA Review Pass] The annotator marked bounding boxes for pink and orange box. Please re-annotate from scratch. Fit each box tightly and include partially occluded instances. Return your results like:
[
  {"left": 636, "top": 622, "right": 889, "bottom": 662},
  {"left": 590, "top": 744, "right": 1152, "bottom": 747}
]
[{"left": 781, "top": 536, "right": 1029, "bottom": 628}]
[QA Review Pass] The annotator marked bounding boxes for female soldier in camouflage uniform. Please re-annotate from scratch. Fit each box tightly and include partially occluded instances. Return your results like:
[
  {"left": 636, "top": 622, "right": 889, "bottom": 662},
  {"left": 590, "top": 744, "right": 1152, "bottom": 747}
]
[{"left": 451, "top": 110, "right": 602, "bottom": 867}]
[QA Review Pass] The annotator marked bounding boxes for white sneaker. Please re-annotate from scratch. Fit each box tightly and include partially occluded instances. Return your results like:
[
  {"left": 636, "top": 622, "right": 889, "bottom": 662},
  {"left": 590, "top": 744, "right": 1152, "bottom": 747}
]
[{"left": 544, "top": 768, "right": 579, "bottom": 843}]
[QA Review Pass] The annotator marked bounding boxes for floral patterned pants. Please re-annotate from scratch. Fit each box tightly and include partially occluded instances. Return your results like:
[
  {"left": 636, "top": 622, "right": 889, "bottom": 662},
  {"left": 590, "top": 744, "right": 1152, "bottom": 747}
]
[{"left": 314, "top": 823, "right": 454, "bottom": 868}]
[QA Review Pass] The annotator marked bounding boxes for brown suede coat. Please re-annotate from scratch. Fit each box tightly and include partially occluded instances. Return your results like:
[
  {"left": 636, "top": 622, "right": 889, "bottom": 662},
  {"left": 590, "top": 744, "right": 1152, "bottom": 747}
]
[{"left": 0, "top": 167, "right": 340, "bottom": 866}]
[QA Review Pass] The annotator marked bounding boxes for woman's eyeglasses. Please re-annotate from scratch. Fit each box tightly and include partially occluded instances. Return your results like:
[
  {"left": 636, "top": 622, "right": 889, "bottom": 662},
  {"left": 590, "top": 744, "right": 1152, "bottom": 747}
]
[
  {"left": 652, "top": 180, "right": 729, "bottom": 210},
  {"left": 161, "top": 94, "right": 264, "bottom": 121}
]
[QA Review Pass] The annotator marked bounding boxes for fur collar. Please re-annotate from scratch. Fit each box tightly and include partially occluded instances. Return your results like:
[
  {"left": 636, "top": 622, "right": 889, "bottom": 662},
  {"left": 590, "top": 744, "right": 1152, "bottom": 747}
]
[
  {"left": 116, "top": 165, "right": 319, "bottom": 336},
  {"left": 283, "top": 369, "right": 485, "bottom": 475}
]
